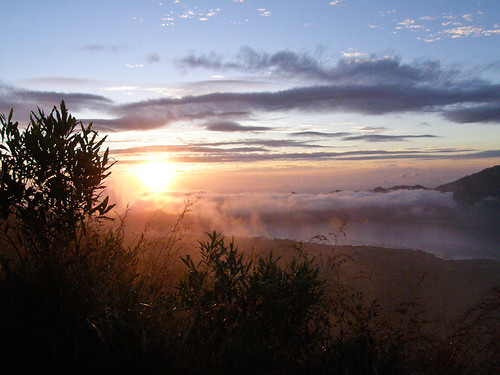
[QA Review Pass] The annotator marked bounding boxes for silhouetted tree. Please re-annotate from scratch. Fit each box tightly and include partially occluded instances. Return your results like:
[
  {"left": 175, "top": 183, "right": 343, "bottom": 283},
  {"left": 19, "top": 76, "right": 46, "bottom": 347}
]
[{"left": 0, "top": 101, "right": 114, "bottom": 262}]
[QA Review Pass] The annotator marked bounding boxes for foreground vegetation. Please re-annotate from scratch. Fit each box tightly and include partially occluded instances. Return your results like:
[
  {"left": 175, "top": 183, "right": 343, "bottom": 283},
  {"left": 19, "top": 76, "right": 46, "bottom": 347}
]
[{"left": 0, "top": 103, "right": 498, "bottom": 374}]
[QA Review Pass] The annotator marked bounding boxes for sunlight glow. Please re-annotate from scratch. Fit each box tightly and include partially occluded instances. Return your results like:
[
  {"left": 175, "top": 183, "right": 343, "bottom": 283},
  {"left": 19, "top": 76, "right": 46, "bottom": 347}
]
[{"left": 134, "top": 159, "right": 177, "bottom": 192}]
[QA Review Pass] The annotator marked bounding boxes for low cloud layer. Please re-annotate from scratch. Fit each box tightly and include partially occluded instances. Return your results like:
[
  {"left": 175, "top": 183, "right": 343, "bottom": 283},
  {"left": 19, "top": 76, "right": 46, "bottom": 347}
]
[
  {"left": 119, "top": 189, "right": 457, "bottom": 235},
  {"left": 122, "top": 188, "right": 499, "bottom": 259},
  {"left": 189, "top": 189, "right": 458, "bottom": 228}
]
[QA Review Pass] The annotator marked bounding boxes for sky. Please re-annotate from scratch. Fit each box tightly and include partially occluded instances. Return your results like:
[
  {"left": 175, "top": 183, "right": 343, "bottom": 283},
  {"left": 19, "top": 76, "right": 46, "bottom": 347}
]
[{"left": 1, "top": 1, "right": 500, "bottom": 255}]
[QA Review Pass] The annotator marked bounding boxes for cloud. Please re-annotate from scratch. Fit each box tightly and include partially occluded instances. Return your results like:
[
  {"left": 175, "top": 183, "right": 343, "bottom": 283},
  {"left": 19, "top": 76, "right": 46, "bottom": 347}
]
[
  {"left": 111, "top": 139, "right": 326, "bottom": 161},
  {"left": 183, "top": 78, "right": 272, "bottom": 91},
  {"left": 257, "top": 8, "right": 271, "bottom": 17},
  {"left": 109, "top": 138, "right": 499, "bottom": 164},
  {"left": 290, "top": 131, "right": 351, "bottom": 138},
  {"left": 396, "top": 19, "right": 423, "bottom": 31},
  {"left": 203, "top": 139, "right": 325, "bottom": 148},
  {"left": 21, "top": 77, "right": 103, "bottom": 87},
  {"left": 180, "top": 10, "right": 195, "bottom": 19},
  {"left": 110, "top": 144, "right": 268, "bottom": 156},
  {"left": 176, "top": 52, "right": 228, "bottom": 71},
  {"left": 101, "top": 85, "right": 193, "bottom": 98},
  {"left": 358, "top": 126, "right": 387, "bottom": 133},
  {"left": 204, "top": 120, "right": 272, "bottom": 132},
  {"left": 120, "top": 188, "right": 499, "bottom": 258},
  {"left": 3, "top": 51, "right": 500, "bottom": 130},
  {"left": 177, "top": 48, "right": 324, "bottom": 81},
  {"left": 442, "top": 26, "right": 485, "bottom": 38},
  {"left": 177, "top": 48, "right": 462, "bottom": 85},
  {"left": 179, "top": 7, "right": 221, "bottom": 21},
  {"left": 379, "top": 10, "right": 397, "bottom": 17},
  {"left": 86, "top": 116, "right": 169, "bottom": 131},
  {"left": 83, "top": 44, "right": 130, "bottom": 53},
  {"left": 390, "top": 10, "right": 500, "bottom": 42},
  {"left": 342, "top": 134, "right": 437, "bottom": 142},
  {"left": 483, "top": 60, "right": 500, "bottom": 73},
  {"left": 147, "top": 53, "right": 161, "bottom": 63},
  {"left": 3, "top": 48, "right": 500, "bottom": 130},
  {"left": 449, "top": 150, "right": 500, "bottom": 159},
  {"left": 100, "top": 81, "right": 500, "bottom": 128},
  {"left": 341, "top": 50, "right": 368, "bottom": 58},
  {"left": 5, "top": 82, "right": 500, "bottom": 132},
  {"left": 162, "top": 189, "right": 461, "bottom": 242},
  {"left": 0, "top": 83, "right": 112, "bottom": 123},
  {"left": 125, "top": 63, "right": 144, "bottom": 69},
  {"left": 443, "top": 103, "right": 500, "bottom": 124}
]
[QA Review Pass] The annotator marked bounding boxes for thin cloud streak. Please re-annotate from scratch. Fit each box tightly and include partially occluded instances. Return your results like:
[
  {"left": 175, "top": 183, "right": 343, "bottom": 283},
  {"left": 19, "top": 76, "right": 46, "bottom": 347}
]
[
  {"left": 290, "top": 131, "right": 351, "bottom": 137},
  {"left": 204, "top": 120, "right": 272, "bottom": 132},
  {"left": 342, "top": 134, "right": 438, "bottom": 142},
  {"left": 201, "top": 139, "right": 325, "bottom": 148},
  {"left": 83, "top": 44, "right": 130, "bottom": 53},
  {"left": 21, "top": 77, "right": 104, "bottom": 87}
]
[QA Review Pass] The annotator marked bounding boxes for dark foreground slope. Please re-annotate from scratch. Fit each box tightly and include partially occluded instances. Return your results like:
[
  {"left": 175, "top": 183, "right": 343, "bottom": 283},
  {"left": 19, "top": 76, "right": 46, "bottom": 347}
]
[{"left": 2, "top": 229, "right": 499, "bottom": 375}]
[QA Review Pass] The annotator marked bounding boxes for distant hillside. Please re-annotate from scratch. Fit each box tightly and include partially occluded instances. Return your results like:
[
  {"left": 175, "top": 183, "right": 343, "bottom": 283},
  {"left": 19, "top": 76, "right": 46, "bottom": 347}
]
[
  {"left": 367, "top": 165, "right": 500, "bottom": 205},
  {"left": 436, "top": 165, "right": 500, "bottom": 204}
]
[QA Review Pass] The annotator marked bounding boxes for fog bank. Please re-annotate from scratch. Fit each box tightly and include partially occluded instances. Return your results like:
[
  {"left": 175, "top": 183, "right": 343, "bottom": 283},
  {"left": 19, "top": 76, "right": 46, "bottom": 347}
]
[{"left": 117, "top": 189, "right": 500, "bottom": 260}]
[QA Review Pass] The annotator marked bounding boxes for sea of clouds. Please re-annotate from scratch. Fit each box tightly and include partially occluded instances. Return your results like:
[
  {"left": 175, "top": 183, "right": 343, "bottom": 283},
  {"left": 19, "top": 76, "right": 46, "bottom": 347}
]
[{"left": 119, "top": 188, "right": 499, "bottom": 260}]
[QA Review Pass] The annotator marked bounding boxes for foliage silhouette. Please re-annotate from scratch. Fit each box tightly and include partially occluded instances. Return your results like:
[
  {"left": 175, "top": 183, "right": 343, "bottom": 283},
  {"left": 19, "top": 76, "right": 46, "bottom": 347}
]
[{"left": 176, "top": 231, "right": 327, "bottom": 373}]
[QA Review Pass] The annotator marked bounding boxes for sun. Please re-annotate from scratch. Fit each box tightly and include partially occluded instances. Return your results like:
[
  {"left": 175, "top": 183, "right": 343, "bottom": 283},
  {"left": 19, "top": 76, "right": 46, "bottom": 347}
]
[{"left": 134, "top": 160, "right": 177, "bottom": 192}]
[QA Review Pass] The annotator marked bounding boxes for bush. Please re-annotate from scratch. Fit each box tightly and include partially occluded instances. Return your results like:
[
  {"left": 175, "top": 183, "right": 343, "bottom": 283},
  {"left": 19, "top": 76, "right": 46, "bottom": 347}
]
[
  {"left": 0, "top": 102, "right": 129, "bottom": 373},
  {"left": 175, "top": 231, "right": 328, "bottom": 374},
  {"left": 0, "top": 101, "right": 114, "bottom": 263}
]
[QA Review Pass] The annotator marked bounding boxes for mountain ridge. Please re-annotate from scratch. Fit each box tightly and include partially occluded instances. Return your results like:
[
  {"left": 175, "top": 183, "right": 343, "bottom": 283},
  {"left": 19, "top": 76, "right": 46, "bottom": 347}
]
[
  {"left": 435, "top": 165, "right": 500, "bottom": 204},
  {"left": 367, "top": 165, "right": 500, "bottom": 205}
]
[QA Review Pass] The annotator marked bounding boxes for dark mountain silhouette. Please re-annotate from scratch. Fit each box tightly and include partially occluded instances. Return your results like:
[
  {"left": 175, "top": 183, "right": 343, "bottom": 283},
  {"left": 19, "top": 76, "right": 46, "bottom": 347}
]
[
  {"left": 324, "top": 165, "right": 499, "bottom": 208},
  {"left": 436, "top": 165, "right": 500, "bottom": 204},
  {"left": 367, "top": 165, "right": 500, "bottom": 205}
]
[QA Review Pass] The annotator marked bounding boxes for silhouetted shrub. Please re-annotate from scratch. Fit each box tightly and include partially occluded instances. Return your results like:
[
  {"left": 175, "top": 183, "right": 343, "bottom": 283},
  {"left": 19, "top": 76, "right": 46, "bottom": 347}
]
[
  {"left": 175, "top": 231, "right": 327, "bottom": 374},
  {"left": 0, "top": 101, "right": 114, "bottom": 264}
]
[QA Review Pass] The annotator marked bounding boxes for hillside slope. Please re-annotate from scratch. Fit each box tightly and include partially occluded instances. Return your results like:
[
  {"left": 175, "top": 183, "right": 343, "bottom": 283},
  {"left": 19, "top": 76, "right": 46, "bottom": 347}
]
[
  {"left": 436, "top": 165, "right": 500, "bottom": 204},
  {"left": 235, "top": 236, "right": 500, "bottom": 323}
]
